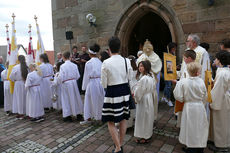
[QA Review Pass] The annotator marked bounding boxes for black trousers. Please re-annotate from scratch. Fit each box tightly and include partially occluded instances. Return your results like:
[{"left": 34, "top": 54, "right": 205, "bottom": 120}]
[
  {"left": 186, "top": 148, "right": 204, "bottom": 153},
  {"left": 0, "top": 82, "right": 4, "bottom": 107}
]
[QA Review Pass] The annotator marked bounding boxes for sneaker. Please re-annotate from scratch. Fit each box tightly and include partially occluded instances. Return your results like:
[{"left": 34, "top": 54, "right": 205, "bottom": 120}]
[
  {"left": 161, "top": 97, "right": 166, "bottom": 102},
  {"left": 31, "top": 118, "right": 39, "bottom": 122},
  {"left": 80, "top": 120, "right": 91, "bottom": 125},
  {"left": 167, "top": 100, "right": 174, "bottom": 107},
  {"left": 36, "top": 117, "right": 45, "bottom": 123}
]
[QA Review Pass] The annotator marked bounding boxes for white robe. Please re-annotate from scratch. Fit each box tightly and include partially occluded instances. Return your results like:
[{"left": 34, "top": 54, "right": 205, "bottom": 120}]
[
  {"left": 39, "top": 63, "right": 53, "bottom": 108},
  {"left": 210, "top": 67, "right": 230, "bottom": 148},
  {"left": 25, "top": 71, "right": 44, "bottom": 118},
  {"left": 9, "top": 64, "right": 26, "bottom": 114},
  {"left": 51, "top": 72, "right": 62, "bottom": 110},
  {"left": 58, "top": 60, "right": 83, "bottom": 117},
  {"left": 137, "top": 52, "right": 162, "bottom": 119},
  {"left": 82, "top": 58, "right": 104, "bottom": 120},
  {"left": 173, "top": 77, "right": 209, "bottom": 148},
  {"left": 134, "top": 75, "right": 157, "bottom": 139},
  {"left": 1, "top": 69, "right": 12, "bottom": 112}
]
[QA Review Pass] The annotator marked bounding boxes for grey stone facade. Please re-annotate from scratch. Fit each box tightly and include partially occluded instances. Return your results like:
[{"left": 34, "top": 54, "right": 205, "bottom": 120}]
[{"left": 52, "top": 0, "right": 230, "bottom": 61}]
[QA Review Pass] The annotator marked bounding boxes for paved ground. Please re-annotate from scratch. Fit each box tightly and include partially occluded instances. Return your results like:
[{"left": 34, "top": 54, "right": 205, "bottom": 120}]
[{"left": 0, "top": 102, "right": 214, "bottom": 153}]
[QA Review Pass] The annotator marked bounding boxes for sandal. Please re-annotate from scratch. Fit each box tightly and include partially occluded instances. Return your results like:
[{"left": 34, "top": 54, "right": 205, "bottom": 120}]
[{"left": 135, "top": 138, "right": 150, "bottom": 144}]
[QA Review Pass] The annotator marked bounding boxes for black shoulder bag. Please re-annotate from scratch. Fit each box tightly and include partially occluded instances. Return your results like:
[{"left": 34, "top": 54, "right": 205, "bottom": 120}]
[{"left": 124, "top": 57, "right": 136, "bottom": 109}]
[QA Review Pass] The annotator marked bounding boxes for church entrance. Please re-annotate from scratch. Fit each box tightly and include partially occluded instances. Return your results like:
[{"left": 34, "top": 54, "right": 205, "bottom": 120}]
[
  {"left": 115, "top": 1, "right": 184, "bottom": 59},
  {"left": 128, "top": 12, "right": 172, "bottom": 59}
]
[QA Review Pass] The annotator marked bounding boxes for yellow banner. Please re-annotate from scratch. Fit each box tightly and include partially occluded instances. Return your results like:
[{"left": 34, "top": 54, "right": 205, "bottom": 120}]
[{"left": 164, "top": 53, "right": 177, "bottom": 80}]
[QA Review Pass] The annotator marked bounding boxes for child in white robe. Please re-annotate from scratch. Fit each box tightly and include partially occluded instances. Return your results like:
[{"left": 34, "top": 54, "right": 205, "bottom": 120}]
[
  {"left": 10, "top": 55, "right": 28, "bottom": 119},
  {"left": 1, "top": 62, "right": 12, "bottom": 115},
  {"left": 174, "top": 50, "right": 196, "bottom": 128},
  {"left": 80, "top": 44, "right": 104, "bottom": 125},
  {"left": 134, "top": 60, "right": 157, "bottom": 144},
  {"left": 25, "top": 64, "right": 44, "bottom": 122},
  {"left": 174, "top": 62, "right": 208, "bottom": 153},
  {"left": 209, "top": 51, "right": 230, "bottom": 152},
  {"left": 39, "top": 53, "right": 54, "bottom": 110},
  {"left": 58, "top": 51, "right": 83, "bottom": 122},
  {"left": 51, "top": 62, "right": 63, "bottom": 111}
]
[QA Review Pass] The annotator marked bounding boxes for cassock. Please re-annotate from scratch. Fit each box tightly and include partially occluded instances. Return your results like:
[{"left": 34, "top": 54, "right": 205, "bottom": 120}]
[
  {"left": 58, "top": 60, "right": 83, "bottom": 118},
  {"left": 136, "top": 52, "right": 162, "bottom": 120},
  {"left": 10, "top": 64, "right": 26, "bottom": 115},
  {"left": 39, "top": 63, "right": 53, "bottom": 109},
  {"left": 82, "top": 57, "right": 104, "bottom": 120},
  {"left": 173, "top": 77, "right": 209, "bottom": 148},
  {"left": 210, "top": 67, "right": 230, "bottom": 148},
  {"left": 25, "top": 71, "right": 44, "bottom": 118},
  {"left": 134, "top": 75, "right": 157, "bottom": 139},
  {"left": 1, "top": 69, "right": 12, "bottom": 112},
  {"left": 51, "top": 72, "right": 62, "bottom": 110}
]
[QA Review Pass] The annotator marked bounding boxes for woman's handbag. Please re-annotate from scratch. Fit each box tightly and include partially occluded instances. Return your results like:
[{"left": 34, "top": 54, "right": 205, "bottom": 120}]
[{"left": 124, "top": 57, "right": 136, "bottom": 109}]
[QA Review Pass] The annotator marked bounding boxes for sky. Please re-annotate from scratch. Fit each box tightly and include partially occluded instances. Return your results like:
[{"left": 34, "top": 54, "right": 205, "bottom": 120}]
[{"left": 0, "top": 0, "right": 53, "bottom": 51}]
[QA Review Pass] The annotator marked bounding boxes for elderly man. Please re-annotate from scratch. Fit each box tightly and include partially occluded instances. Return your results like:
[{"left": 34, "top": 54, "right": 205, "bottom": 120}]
[
  {"left": 56, "top": 52, "right": 63, "bottom": 64},
  {"left": 186, "top": 34, "right": 211, "bottom": 80},
  {"left": 0, "top": 56, "right": 6, "bottom": 107}
]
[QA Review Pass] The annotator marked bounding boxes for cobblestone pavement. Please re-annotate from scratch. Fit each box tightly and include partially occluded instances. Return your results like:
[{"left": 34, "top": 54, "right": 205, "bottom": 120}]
[{"left": 0, "top": 102, "right": 214, "bottom": 153}]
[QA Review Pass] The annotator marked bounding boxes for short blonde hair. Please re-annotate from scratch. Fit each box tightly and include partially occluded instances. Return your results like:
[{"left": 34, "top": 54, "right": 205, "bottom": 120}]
[
  {"left": 187, "top": 62, "right": 201, "bottom": 77},
  {"left": 29, "top": 63, "right": 42, "bottom": 77}
]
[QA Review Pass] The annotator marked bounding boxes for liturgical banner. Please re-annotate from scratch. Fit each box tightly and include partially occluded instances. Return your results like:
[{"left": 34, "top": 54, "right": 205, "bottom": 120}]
[{"left": 164, "top": 53, "right": 177, "bottom": 81}]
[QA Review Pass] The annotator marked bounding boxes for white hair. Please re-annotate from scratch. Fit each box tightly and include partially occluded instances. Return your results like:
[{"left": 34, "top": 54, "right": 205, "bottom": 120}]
[{"left": 188, "top": 34, "right": 200, "bottom": 45}]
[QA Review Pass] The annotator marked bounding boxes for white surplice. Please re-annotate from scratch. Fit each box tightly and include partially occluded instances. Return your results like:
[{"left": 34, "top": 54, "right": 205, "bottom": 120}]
[
  {"left": 58, "top": 60, "right": 83, "bottom": 118},
  {"left": 173, "top": 77, "right": 209, "bottom": 148},
  {"left": 9, "top": 64, "right": 26, "bottom": 114},
  {"left": 1, "top": 69, "right": 12, "bottom": 112},
  {"left": 51, "top": 72, "right": 62, "bottom": 110},
  {"left": 134, "top": 75, "right": 157, "bottom": 139},
  {"left": 210, "top": 67, "right": 230, "bottom": 148},
  {"left": 82, "top": 57, "right": 104, "bottom": 120},
  {"left": 25, "top": 71, "right": 44, "bottom": 118},
  {"left": 137, "top": 52, "right": 162, "bottom": 119},
  {"left": 39, "top": 63, "right": 53, "bottom": 109}
]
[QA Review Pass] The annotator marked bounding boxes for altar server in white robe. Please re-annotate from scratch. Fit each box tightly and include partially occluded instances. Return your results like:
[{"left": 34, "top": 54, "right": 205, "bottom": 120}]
[
  {"left": 25, "top": 64, "right": 44, "bottom": 122},
  {"left": 209, "top": 51, "right": 230, "bottom": 152},
  {"left": 137, "top": 40, "right": 162, "bottom": 120},
  {"left": 174, "top": 50, "right": 196, "bottom": 128},
  {"left": 39, "top": 53, "right": 54, "bottom": 109},
  {"left": 10, "top": 55, "right": 28, "bottom": 119},
  {"left": 174, "top": 62, "right": 208, "bottom": 153},
  {"left": 51, "top": 62, "right": 63, "bottom": 110},
  {"left": 134, "top": 60, "right": 157, "bottom": 144},
  {"left": 58, "top": 51, "right": 83, "bottom": 122},
  {"left": 80, "top": 44, "right": 104, "bottom": 125},
  {"left": 1, "top": 62, "right": 12, "bottom": 115}
]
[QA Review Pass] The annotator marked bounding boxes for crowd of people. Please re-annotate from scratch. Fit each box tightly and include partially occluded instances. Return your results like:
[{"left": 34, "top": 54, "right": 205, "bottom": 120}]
[{"left": 0, "top": 35, "right": 230, "bottom": 153}]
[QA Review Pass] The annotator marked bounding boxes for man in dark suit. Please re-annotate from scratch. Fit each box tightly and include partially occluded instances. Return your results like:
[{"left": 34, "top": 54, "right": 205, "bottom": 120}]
[{"left": 0, "top": 56, "right": 5, "bottom": 107}]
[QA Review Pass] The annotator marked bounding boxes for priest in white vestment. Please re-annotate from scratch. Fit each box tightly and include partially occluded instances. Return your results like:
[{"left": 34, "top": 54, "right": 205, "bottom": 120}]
[{"left": 58, "top": 52, "right": 83, "bottom": 121}]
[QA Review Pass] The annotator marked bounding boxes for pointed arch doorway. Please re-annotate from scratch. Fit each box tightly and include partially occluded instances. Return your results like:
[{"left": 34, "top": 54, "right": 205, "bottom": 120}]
[{"left": 115, "top": 1, "right": 184, "bottom": 59}]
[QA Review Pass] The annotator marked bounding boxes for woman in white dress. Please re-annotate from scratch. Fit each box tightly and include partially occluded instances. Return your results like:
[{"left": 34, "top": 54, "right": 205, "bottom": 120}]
[
  {"left": 80, "top": 44, "right": 104, "bottom": 125},
  {"left": 25, "top": 64, "right": 44, "bottom": 122},
  {"left": 10, "top": 55, "right": 28, "bottom": 119},
  {"left": 209, "top": 51, "right": 230, "bottom": 152},
  {"left": 173, "top": 62, "right": 208, "bottom": 153},
  {"left": 39, "top": 53, "right": 54, "bottom": 110},
  {"left": 134, "top": 60, "right": 157, "bottom": 144},
  {"left": 1, "top": 62, "right": 12, "bottom": 115}
]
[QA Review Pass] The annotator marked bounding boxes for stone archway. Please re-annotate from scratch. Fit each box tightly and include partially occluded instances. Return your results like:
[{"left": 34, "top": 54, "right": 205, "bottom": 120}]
[{"left": 115, "top": 1, "right": 184, "bottom": 58}]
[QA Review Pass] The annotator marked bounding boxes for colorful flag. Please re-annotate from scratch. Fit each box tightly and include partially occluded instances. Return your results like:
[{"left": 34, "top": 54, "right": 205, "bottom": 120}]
[
  {"left": 5, "top": 24, "right": 11, "bottom": 62},
  {"left": 35, "top": 16, "right": 45, "bottom": 65},
  {"left": 26, "top": 24, "right": 35, "bottom": 65},
  {"left": 7, "top": 14, "right": 18, "bottom": 94}
]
